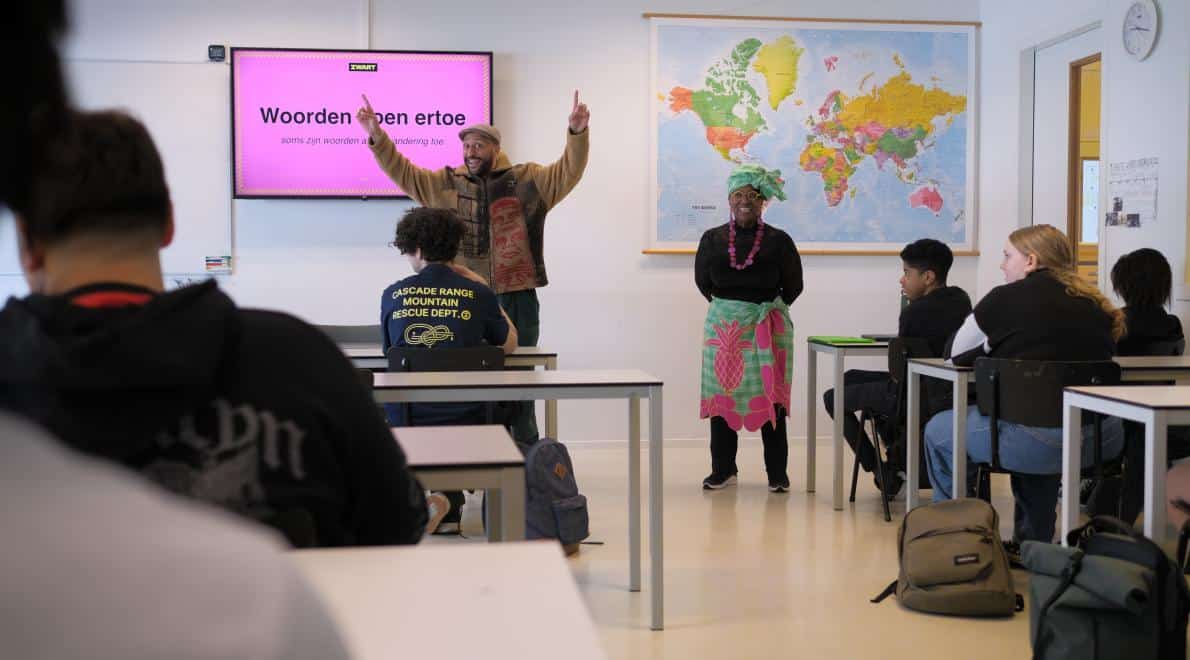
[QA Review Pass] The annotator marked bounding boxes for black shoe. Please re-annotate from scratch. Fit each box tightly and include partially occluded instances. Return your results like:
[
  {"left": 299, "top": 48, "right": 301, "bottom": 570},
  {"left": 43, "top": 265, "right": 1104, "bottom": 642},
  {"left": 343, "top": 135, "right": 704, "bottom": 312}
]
[
  {"left": 1002, "top": 539, "right": 1023, "bottom": 569},
  {"left": 702, "top": 472, "right": 738, "bottom": 490},
  {"left": 874, "top": 468, "right": 904, "bottom": 499},
  {"left": 768, "top": 475, "right": 790, "bottom": 493}
]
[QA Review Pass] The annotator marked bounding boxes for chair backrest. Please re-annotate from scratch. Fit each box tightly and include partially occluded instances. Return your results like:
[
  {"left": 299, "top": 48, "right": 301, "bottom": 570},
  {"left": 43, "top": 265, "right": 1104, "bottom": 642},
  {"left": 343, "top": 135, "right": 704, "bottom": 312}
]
[
  {"left": 385, "top": 345, "right": 506, "bottom": 372},
  {"left": 317, "top": 324, "right": 381, "bottom": 344},
  {"left": 1132, "top": 338, "right": 1186, "bottom": 357},
  {"left": 884, "top": 337, "right": 938, "bottom": 458},
  {"left": 974, "top": 358, "right": 1121, "bottom": 428},
  {"left": 888, "top": 337, "right": 935, "bottom": 387},
  {"left": 385, "top": 346, "right": 507, "bottom": 426}
]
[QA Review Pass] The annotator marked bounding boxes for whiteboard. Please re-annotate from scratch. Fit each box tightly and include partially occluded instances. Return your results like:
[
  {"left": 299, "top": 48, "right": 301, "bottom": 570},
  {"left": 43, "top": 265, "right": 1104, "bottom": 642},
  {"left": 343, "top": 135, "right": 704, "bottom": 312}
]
[{"left": 0, "top": 59, "right": 232, "bottom": 275}]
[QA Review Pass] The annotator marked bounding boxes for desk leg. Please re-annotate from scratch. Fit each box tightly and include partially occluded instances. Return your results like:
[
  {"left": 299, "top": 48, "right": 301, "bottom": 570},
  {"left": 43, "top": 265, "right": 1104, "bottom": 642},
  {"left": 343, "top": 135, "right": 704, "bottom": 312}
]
[
  {"left": 906, "top": 369, "right": 921, "bottom": 511},
  {"left": 545, "top": 357, "right": 559, "bottom": 439},
  {"left": 1144, "top": 412, "right": 1169, "bottom": 541},
  {"left": 648, "top": 385, "right": 665, "bottom": 631},
  {"left": 628, "top": 394, "right": 641, "bottom": 593},
  {"left": 833, "top": 351, "right": 845, "bottom": 511},
  {"left": 502, "top": 467, "right": 525, "bottom": 541},
  {"left": 952, "top": 377, "right": 969, "bottom": 499},
  {"left": 487, "top": 488, "right": 504, "bottom": 543},
  {"left": 1060, "top": 401, "right": 1083, "bottom": 546},
  {"left": 806, "top": 344, "right": 817, "bottom": 493}
]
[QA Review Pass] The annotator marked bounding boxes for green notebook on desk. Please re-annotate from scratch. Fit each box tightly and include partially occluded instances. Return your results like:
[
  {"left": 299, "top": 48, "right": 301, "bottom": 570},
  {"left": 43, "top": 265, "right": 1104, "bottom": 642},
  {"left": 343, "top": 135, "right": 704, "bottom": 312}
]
[{"left": 808, "top": 336, "right": 877, "bottom": 345}]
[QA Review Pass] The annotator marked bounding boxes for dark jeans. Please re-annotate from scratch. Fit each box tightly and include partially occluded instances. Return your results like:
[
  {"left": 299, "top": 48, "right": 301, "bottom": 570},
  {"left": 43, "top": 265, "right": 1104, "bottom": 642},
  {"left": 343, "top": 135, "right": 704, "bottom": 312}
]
[
  {"left": 497, "top": 289, "right": 541, "bottom": 447},
  {"left": 709, "top": 406, "right": 788, "bottom": 480},
  {"left": 822, "top": 370, "right": 898, "bottom": 473}
]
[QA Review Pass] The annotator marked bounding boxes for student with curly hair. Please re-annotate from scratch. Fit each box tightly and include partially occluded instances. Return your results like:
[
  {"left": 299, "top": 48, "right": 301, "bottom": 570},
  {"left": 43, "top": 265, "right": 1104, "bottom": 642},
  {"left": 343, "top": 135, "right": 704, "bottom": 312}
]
[{"left": 382, "top": 207, "right": 519, "bottom": 532}]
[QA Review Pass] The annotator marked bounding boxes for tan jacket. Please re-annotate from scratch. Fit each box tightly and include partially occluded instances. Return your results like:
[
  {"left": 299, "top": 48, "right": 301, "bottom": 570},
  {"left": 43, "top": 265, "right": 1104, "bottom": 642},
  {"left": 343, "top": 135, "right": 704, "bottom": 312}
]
[{"left": 369, "top": 129, "right": 589, "bottom": 293}]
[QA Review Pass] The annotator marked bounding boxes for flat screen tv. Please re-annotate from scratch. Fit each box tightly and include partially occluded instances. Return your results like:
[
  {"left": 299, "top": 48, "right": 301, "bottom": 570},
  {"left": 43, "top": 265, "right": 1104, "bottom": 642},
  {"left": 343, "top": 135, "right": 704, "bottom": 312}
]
[{"left": 231, "top": 48, "right": 492, "bottom": 199}]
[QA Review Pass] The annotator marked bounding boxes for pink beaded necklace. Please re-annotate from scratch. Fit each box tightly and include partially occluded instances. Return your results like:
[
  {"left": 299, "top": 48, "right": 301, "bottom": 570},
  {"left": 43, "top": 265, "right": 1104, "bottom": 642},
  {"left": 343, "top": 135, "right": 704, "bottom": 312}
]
[{"left": 728, "top": 215, "right": 764, "bottom": 270}]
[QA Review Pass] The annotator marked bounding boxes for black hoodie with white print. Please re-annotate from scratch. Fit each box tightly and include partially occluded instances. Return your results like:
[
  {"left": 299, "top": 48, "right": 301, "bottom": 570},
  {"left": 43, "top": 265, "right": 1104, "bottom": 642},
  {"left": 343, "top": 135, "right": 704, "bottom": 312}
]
[{"left": 0, "top": 280, "right": 427, "bottom": 547}]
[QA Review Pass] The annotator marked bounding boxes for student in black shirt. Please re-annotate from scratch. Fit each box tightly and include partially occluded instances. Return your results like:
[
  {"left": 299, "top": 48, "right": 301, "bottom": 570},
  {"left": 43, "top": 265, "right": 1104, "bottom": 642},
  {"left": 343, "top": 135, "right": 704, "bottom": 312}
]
[
  {"left": 0, "top": 110, "right": 428, "bottom": 547},
  {"left": 1112, "top": 248, "right": 1184, "bottom": 355},
  {"left": 1087, "top": 248, "right": 1189, "bottom": 522},
  {"left": 823, "top": 239, "right": 971, "bottom": 495},
  {"left": 381, "top": 207, "right": 518, "bottom": 533},
  {"left": 931, "top": 225, "right": 1125, "bottom": 543}
]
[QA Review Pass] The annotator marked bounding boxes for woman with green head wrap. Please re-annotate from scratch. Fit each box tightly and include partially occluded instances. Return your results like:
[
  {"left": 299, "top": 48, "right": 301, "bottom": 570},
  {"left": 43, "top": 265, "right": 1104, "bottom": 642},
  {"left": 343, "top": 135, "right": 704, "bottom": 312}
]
[{"left": 695, "top": 164, "right": 803, "bottom": 492}]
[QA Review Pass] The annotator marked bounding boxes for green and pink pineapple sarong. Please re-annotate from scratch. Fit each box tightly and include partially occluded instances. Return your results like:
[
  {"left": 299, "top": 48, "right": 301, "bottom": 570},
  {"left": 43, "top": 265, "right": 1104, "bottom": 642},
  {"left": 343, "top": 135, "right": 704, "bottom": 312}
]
[{"left": 700, "top": 297, "right": 794, "bottom": 431}]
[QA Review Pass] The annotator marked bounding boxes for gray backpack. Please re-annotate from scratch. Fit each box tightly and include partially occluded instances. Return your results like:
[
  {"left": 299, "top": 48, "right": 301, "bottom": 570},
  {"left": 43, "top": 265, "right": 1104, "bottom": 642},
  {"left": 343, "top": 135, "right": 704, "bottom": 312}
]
[
  {"left": 873, "top": 498, "right": 1020, "bottom": 616},
  {"left": 523, "top": 438, "right": 589, "bottom": 546},
  {"left": 1022, "top": 517, "right": 1190, "bottom": 660}
]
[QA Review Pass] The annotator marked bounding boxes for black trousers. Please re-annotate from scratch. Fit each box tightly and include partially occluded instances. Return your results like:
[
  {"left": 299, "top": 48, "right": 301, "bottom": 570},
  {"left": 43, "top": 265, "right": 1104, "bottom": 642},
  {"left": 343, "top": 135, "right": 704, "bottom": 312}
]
[
  {"left": 822, "top": 370, "right": 899, "bottom": 473},
  {"left": 1086, "top": 423, "right": 1190, "bottom": 524},
  {"left": 710, "top": 406, "right": 788, "bottom": 480}
]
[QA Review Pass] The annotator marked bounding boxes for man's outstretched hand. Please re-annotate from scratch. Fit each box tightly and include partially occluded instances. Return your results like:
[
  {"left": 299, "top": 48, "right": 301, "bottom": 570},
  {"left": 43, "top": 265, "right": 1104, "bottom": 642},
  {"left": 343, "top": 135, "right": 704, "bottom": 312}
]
[
  {"left": 356, "top": 93, "right": 382, "bottom": 139},
  {"left": 568, "top": 90, "right": 590, "bottom": 134}
]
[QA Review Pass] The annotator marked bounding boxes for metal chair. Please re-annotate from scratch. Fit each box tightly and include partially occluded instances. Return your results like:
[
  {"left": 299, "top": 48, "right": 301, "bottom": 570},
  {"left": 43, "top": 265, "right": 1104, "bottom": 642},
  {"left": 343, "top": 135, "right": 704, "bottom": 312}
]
[
  {"left": 849, "top": 337, "right": 933, "bottom": 522},
  {"left": 972, "top": 358, "right": 1120, "bottom": 503},
  {"left": 385, "top": 345, "right": 507, "bottom": 426}
]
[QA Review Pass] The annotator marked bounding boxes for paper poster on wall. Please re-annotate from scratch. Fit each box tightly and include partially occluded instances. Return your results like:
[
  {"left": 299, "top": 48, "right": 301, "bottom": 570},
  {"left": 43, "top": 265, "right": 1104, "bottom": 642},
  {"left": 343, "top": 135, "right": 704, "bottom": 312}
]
[
  {"left": 648, "top": 15, "right": 978, "bottom": 254},
  {"left": 1105, "top": 157, "right": 1158, "bottom": 229}
]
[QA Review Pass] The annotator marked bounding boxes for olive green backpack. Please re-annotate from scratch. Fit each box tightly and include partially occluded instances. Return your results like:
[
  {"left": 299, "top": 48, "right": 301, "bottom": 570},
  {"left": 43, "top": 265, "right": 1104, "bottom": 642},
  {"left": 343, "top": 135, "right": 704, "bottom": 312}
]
[{"left": 872, "top": 498, "right": 1022, "bottom": 616}]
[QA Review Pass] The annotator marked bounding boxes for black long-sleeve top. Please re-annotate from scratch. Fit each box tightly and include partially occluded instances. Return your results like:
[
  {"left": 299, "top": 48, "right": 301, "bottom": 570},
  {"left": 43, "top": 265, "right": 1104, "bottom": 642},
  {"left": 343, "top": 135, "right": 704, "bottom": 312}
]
[{"left": 695, "top": 222, "right": 804, "bottom": 305}]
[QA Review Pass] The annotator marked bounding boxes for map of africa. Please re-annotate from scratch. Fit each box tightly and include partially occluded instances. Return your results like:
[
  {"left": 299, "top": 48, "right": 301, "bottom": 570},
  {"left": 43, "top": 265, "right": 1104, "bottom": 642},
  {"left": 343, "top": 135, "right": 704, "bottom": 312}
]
[{"left": 652, "top": 20, "right": 975, "bottom": 250}]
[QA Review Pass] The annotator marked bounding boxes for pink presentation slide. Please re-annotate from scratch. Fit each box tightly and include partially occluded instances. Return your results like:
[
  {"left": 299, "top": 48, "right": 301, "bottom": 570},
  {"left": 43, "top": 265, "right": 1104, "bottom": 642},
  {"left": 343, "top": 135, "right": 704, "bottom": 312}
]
[{"left": 232, "top": 49, "right": 491, "bottom": 198}]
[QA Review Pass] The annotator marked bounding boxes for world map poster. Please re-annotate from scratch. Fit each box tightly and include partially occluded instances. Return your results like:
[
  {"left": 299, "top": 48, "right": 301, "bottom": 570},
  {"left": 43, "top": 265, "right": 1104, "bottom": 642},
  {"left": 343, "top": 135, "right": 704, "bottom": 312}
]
[{"left": 649, "top": 17, "right": 978, "bottom": 253}]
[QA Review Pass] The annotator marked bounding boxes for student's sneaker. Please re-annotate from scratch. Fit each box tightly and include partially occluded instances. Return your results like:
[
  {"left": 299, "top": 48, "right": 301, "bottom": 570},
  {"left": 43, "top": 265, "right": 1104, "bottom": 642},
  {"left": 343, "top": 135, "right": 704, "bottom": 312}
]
[
  {"left": 767, "top": 476, "right": 791, "bottom": 493},
  {"left": 702, "top": 472, "right": 738, "bottom": 490},
  {"left": 425, "top": 492, "right": 451, "bottom": 536},
  {"left": 432, "top": 496, "right": 462, "bottom": 535}
]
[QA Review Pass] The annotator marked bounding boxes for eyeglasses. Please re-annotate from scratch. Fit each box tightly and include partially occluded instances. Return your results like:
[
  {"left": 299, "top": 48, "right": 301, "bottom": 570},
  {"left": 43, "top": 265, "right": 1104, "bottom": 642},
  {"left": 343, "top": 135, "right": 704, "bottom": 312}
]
[{"left": 730, "top": 190, "right": 764, "bottom": 202}]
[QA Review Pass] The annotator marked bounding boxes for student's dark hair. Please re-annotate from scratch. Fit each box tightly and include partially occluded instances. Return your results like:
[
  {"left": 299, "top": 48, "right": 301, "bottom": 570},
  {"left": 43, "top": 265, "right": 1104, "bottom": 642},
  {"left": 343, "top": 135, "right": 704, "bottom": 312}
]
[
  {"left": 900, "top": 238, "right": 954, "bottom": 283},
  {"left": 1112, "top": 247, "right": 1172, "bottom": 310},
  {"left": 2, "top": 0, "right": 70, "bottom": 216},
  {"left": 24, "top": 109, "right": 171, "bottom": 246},
  {"left": 392, "top": 207, "right": 465, "bottom": 262}
]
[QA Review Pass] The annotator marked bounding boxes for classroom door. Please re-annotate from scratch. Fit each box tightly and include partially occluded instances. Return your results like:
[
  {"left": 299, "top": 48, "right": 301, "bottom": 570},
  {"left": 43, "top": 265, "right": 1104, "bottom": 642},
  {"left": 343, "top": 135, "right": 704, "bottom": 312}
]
[{"left": 1029, "top": 27, "right": 1102, "bottom": 282}]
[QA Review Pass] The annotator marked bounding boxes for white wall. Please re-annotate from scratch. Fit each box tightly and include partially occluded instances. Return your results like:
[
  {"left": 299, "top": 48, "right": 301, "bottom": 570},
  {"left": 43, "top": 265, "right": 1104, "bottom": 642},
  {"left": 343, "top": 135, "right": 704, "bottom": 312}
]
[
  {"left": 2, "top": 0, "right": 982, "bottom": 445},
  {"left": 978, "top": 0, "right": 1190, "bottom": 325},
  {"left": 1097, "top": 0, "right": 1190, "bottom": 312}
]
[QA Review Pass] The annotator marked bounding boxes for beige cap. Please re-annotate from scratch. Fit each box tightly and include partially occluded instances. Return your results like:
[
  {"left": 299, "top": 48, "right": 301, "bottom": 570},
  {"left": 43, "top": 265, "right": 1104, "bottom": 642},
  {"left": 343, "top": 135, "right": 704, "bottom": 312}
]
[{"left": 457, "top": 124, "right": 501, "bottom": 144}]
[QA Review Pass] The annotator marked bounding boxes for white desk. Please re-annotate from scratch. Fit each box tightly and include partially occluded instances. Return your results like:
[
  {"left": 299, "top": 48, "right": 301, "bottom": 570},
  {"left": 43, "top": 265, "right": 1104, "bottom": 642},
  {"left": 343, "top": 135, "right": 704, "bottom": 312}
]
[
  {"left": 343, "top": 343, "right": 561, "bottom": 438},
  {"left": 905, "top": 359, "right": 974, "bottom": 511},
  {"left": 804, "top": 339, "right": 889, "bottom": 510},
  {"left": 1116, "top": 355, "right": 1190, "bottom": 384},
  {"left": 1062, "top": 386, "right": 1190, "bottom": 544},
  {"left": 292, "top": 543, "right": 607, "bottom": 660},
  {"left": 394, "top": 425, "right": 525, "bottom": 541},
  {"left": 905, "top": 355, "right": 1190, "bottom": 512},
  {"left": 371, "top": 368, "right": 666, "bottom": 631}
]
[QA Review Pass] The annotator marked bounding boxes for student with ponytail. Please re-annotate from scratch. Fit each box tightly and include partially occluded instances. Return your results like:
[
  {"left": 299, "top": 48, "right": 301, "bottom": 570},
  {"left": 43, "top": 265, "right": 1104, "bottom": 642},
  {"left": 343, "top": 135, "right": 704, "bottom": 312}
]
[{"left": 926, "top": 224, "right": 1124, "bottom": 543}]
